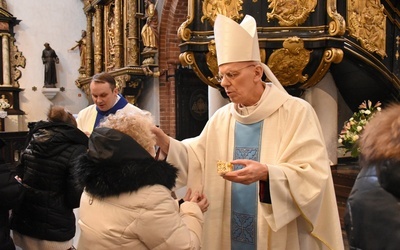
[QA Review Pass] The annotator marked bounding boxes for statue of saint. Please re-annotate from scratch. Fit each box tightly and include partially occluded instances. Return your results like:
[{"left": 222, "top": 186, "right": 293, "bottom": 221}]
[
  {"left": 139, "top": 0, "right": 159, "bottom": 52},
  {"left": 70, "top": 30, "right": 87, "bottom": 70},
  {"left": 0, "top": 0, "right": 7, "bottom": 10},
  {"left": 42, "top": 43, "right": 59, "bottom": 88}
]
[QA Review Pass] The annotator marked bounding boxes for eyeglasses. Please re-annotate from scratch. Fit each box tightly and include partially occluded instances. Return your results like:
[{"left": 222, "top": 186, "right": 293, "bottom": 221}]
[{"left": 216, "top": 64, "right": 256, "bottom": 83}]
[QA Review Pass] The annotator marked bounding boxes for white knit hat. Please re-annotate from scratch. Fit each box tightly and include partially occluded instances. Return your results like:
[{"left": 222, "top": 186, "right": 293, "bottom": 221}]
[{"left": 213, "top": 14, "right": 286, "bottom": 92}]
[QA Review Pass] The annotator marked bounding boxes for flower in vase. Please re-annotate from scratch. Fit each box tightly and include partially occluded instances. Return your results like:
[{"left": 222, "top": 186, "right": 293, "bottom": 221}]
[
  {"left": 338, "top": 100, "right": 382, "bottom": 158},
  {"left": 0, "top": 99, "right": 10, "bottom": 110}
]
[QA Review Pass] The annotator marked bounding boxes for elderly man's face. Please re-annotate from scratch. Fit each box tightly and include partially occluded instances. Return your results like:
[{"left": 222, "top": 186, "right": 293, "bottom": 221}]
[
  {"left": 218, "top": 62, "right": 261, "bottom": 106},
  {"left": 90, "top": 81, "right": 118, "bottom": 112}
]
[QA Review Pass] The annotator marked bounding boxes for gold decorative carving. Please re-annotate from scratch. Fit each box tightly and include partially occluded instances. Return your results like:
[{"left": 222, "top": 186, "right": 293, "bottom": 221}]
[
  {"left": 105, "top": 3, "right": 116, "bottom": 71},
  {"left": 75, "top": 67, "right": 145, "bottom": 100},
  {"left": 200, "top": 0, "right": 243, "bottom": 26},
  {"left": 126, "top": 0, "right": 140, "bottom": 66},
  {"left": 114, "top": 73, "right": 130, "bottom": 91},
  {"left": 327, "top": 0, "right": 346, "bottom": 36},
  {"left": 302, "top": 48, "right": 343, "bottom": 89},
  {"left": 267, "top": 0, "right": 317, "bottom": 27},
  {"left": 179, "top": 51, "right": 221, "bottom": 89},
  {"left": 347, "top": 0, "right": 387, "bottom": 58},
  {"left": 94, "top": 5, "right": 103, "bottom": 74},
  {"left": 396, "top": 36, "right": 399, "bottom": 61},
  {"left": 85, "top": 12, "right": 93, "bottom": 78},
  {"left": 75, "top": 78, "right": 91, "bottom": 99},
  {"left": 177, "top": 0, "right": 195, "bottom": 41},
  {"left": 10, "top": 37, "right": 25, "bottom": 87},
  {"left": 0, "top": 0, "right": 7, "bottom": 10},
  {"left": 123, "top": 85, "right": 143, "bottom": 106},
  {"left": 205, "top": 40, "right": 219, "bottom": 86},
  {"left": 114, "top": 0, "right": 123, "bottom": 69},
  {"left": 267, "top": 37, "right": 311, "bottom": 86}
]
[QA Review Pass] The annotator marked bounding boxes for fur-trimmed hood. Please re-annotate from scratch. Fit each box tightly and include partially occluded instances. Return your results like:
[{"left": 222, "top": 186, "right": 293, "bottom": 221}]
[{"left": 73, "top": 128, "right": 178, "bottom": 198}]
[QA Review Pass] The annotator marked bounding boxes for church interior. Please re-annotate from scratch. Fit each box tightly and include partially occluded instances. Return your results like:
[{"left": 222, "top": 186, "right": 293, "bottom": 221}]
[{"left": 0, "top": 0, "right": 399, "bottom": 248}]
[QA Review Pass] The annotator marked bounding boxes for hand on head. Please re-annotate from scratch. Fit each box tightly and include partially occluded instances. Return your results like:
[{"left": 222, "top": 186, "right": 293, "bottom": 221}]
[{"left": 151, "top": 125, "right": 170, "bottom": 155}]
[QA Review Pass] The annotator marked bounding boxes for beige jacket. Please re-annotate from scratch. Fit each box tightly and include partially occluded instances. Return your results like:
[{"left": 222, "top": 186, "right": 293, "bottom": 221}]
[{"left": 77, "top": 185, "right": 203, "bottom": 250}]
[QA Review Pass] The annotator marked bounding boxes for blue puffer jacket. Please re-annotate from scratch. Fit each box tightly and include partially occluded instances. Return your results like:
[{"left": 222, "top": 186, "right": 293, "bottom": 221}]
[{"left": 10, "top": 121, "right": 88, "bottom": 242}]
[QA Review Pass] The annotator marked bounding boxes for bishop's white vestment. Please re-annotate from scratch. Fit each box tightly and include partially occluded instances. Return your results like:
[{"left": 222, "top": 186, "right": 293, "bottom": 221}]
[{"left": 167, "top": 83, "right": 344, "bottom": 250}]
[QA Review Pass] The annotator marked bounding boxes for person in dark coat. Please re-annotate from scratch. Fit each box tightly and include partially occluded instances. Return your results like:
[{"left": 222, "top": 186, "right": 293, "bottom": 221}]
[
  {"left": 0, "top": 139, "right": 22, "bottom": 250},
  {"left": 344, "top": 103, "right": 400, "bottom": 250},
  {"left": 10, "top": 106, "right": 88, "bottom": 250}
]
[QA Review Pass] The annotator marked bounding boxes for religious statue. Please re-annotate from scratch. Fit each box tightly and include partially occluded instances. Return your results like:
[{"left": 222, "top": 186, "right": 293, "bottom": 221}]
[
  {"left": 0, "top": 0, "right": 7, "bottom": 10},
  {"left": 138, "top": 0, "right": 159, "bottom": 52},
  {"left": 70, "top": 30, "right": 87, "bottom": 71},
  {"left": 42, "top": 43, "right": 59, "bottom": 88}
]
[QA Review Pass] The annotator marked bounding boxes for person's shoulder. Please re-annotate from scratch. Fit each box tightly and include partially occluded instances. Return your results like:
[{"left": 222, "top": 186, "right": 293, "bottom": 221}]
[
  {"left": 78, "top": 104, "right": 96, "bottom": 114},
  {"left": 123, "top": 104, "right": 142, "bottom": 112},
  {"left": 283, "top": 96, "right": 314, "bottom": 114},
  {"left": 209, "top": 103, "right": 232, "bottom": 121}
]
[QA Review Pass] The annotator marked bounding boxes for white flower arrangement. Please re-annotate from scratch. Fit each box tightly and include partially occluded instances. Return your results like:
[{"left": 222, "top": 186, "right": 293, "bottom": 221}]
[
  {"left": 338, "top": 100, "right": 381, "bottom": 158},
  {"left": 0, "top": 99, "right": 10, "bottom": 110}
]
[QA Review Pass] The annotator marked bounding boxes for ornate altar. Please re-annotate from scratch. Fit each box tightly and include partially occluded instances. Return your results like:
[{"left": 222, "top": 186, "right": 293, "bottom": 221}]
[
  {"left": 177, "top": 0, "right": 400, "bottom": 110},
  {"left": 76, "top": 0, "right": 161, "bottom": 105},
  {"left": 178, "top": 0, "right": 345, "bottom": 96},
  {"left": 0, "top": 2, "right": 26, "bottom": 131}
]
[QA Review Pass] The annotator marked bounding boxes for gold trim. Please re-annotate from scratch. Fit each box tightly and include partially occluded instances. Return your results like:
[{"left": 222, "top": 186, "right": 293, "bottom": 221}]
[
  {"left": 200, "top": 0, "right": 243, "bottom": 26},
  {"left": 177, "top": 0, "right": 195, "bottom": 41},
  {"left": 179, "top": 36, "right": 345, "bottom": 47},
  {"left": 75, "top": 66, "right": 146, "bottom": 99},
  {"left": 125, "top": 0, "right": 140, "bottom": 66},
  {"left": 267, "top": 37, "right": 311, "bottom": 86},
  {"left": 327, "top": 0, "right": 346, "bottom": 36},
  {"left": 114, "top": 0, "right": 123, "bottom": 69},
  {"left": 186, "top": 25, "right": 330, "bottom": 37},
  {"left": 85, "top": 12, "right": 94, "bottom": 77},
  {"left": 267, "top": 0, "right": 317, "bottom": 27},
  {"left": 344, "top": 39, "right": 400, "bottom": 88},
  {"left": 94, "top": 5, "right": 104, "bottom": 74},
  {"left": 105, "top": 3, "right": 116, "bottom": 71},
  {"left": 179, "top": 51, "right": 220, "bottom": 89},
  {"left": 347, "top": 0, "right": 387, "bottom": 58},
  {"left": 10, "top": 37, "right": 26, "bottom": 88},
  {"left": 205, "top": 40, "right": 219, "bottom": 85},
  {"left": 345, "top": 48, "right": 399, "bottom": 88},
  {"left": 301, "top": 48, "right": 343, "bottom": 89},
  {"left": 259, "top": 25, "right": 327, "bottom": 32}
]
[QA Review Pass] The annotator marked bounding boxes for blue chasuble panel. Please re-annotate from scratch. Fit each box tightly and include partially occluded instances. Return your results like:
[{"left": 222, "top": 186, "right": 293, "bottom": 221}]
[{"left": 231, "top": 121, "right": 263, "bottom": 250}]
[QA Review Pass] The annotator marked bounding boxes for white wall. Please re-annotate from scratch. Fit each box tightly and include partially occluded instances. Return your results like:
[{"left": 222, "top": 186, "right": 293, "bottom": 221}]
[{"left": 6, "top": 0, "right": 88, "bottom": 131}]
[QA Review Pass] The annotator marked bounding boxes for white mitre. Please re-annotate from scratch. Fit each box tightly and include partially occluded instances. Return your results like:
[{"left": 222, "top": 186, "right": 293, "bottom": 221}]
[{"left": 213, "top": 14, "right": 286, "bottom": 92}]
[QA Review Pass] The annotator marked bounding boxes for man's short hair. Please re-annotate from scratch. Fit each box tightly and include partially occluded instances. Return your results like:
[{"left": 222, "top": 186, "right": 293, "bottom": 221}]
[{"left": 91, "top": 72, "right": 116, "bottom": 90}]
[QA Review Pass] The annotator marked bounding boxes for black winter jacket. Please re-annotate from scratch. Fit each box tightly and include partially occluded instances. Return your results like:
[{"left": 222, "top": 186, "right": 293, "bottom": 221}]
[
  {"left": 344, "top": 162, "right": 400, "bottom": 250},
  {"left": 0, "top": 163, "right": 22, "bottom": 250},
  {"left": 10, "top": 121, "right": 88, "bottom": 242}
]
